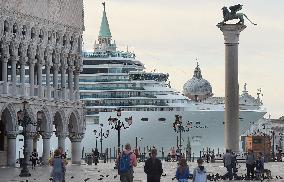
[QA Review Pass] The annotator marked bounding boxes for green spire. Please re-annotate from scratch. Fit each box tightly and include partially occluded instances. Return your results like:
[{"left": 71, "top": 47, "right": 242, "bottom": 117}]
[{"left": 99, "top": 2, "right": 112, "bottom": 38}]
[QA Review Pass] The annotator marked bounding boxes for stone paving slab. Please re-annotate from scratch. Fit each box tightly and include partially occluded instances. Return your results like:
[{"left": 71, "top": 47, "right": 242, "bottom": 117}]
[{"left": 0, "top": 161, "right": 284, "bottom": 182}]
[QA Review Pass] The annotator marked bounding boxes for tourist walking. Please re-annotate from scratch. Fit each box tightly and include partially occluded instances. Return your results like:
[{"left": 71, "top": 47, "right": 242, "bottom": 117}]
[
  {"left": 93, "top": 148, "right": 100, "bottom": 165},
  {"left": 175, "top": 158, "right": 190, "bottom": 182},
  {"left": 192, "top": 158, "right": 207, "bottom": 182},
  {"left": 231, "top": 152, "right": 238, "bottom": 178},
  {"left": 246, "top": 149, "right": 256, "bottom": 180},
  {"left": 58, "top": 147, "right": 67, "bottom": 182},
  {"left": 30, "top": 149, "right": 38, "bottom": 169},
  {"left": 117, "top": 143, "right": 137, "bottom": 182},
  {"left": 255, "top": 153, "right": 264, "bottom": 180},
  {"left": 50, "top": 149, "right": 65, "bottom": 182},
  {"left": 223, "top": 149, "right": 233, "bottom": 180},
  {"left": 144, "top": 148, "right": 163, "bottom": 182}
]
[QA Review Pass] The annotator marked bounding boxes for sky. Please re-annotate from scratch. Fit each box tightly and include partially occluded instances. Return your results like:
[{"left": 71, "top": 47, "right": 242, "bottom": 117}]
[{"left": 83, "top": 0, "right": 284, "bottom": 119}]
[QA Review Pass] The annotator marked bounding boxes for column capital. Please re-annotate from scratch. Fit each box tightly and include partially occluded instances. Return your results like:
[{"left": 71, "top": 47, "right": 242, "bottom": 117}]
[
  {"left": 41, "top": 132, "right": 53, "bottom": 139},
  {"left": 216, "top": 24, "right": 246, "bottom": 44},
  {"left": 68, "top": 65, "right": 74, "bottom": 72},
  {"left": 25, "top": 131, "right": 38, "bottom": 139},
  {"left": 53, "top": 63, "right": 60, "bottom": 71},
  {"left": 6, "top": 131, "right": 18, "bottom": 139},
  {"left": 69, "top": 132, "right": 84, "bottom": 142},
  {"left": 56, "top": 132, "right": 68, "bottom": 138},
  {"left": 11, "top": 55, "right": 19, "bottom": 62}
]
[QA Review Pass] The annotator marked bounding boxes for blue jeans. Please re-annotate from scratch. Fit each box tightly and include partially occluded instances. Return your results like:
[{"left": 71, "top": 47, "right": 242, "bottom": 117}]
[{"left": 226, "top": 165, "right": 233, "bottom": 180}]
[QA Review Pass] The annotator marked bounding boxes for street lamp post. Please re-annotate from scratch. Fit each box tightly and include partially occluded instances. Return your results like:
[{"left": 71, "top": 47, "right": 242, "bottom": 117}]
[
  {"left": 94, "top": 123, "right": 109, "bottom": 156},
  {"left": 172, "top": 115, "right": 191, "bottom": 153},
  {"left": 108, "top": 108, "right": 132, "bottom": 155},
  {"left": 17, "top": 101, "right": 38, "bottom": 177}
]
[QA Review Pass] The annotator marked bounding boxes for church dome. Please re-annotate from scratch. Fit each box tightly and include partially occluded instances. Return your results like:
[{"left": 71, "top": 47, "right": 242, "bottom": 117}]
[{"left": 183, "top": 63, "right": 213, "bottom": 101}]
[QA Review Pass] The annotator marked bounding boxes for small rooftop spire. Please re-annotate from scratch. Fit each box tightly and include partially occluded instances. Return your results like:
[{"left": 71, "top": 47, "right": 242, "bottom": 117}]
[
  {"left": 99, "top": 2, "right": 112, "bottom": 38},
  {"left": 102, "top": 2, "right": 106, "bottom": 12}
]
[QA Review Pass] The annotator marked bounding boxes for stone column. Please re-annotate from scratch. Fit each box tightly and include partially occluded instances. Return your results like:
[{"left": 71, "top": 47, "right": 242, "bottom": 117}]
[
  {"left": 33, "top": 136, "right": 38, "bottom": 151},
  {"left": 74, "top": 70, "right": 80, "bottom": 100},
  {"left": 69, "top": 133, "right": 84, "bottom": 165},
  {"left": 42, "top": 132, "right": 52, "bottom": 165},
  {"left": 7, "top": 131, "right": 18, "bottom": 167},
  {"left": 37, "top": 62, "right": 43, "bottom": 98},
  {"left": 46, "top": 63, "right": 51, "bottom": 99},
  {"left": 26, "top": 132, "right": 35, "bottom": 161},
  {"left": 68, "top": 66, "right": 74, "bottom": 100},
  {"left": 53, "top": 64, "right": 59, "bottom": 99},
  {"left": 19, "top": 57, "right": 27, "bottom": 96},
  {"left": 2, "top": 57, "right": 8, "bottom": 94},
  {"left": 29, "top": 60, "right": 35, "bottom": 96},
  {"left": 217, "top": 23, "right": 246, "bottom": 152},
  {"left": 60, "top": 57, "right": 67, "bottom": 100},
  {"left": 11, "top": 57, "right": 18, "bottom": 85},
  {"left": 57, "top": 133, "right": 68, "bottom": 152}
]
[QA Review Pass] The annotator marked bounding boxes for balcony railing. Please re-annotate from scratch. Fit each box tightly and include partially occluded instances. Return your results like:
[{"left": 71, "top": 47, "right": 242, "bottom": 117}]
[{"left": 0, "top": 81, "right": 78, "bottom": 101}]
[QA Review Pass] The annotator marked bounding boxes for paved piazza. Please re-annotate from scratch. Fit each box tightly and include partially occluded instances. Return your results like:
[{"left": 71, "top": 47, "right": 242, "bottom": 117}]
[{"left": 0, "top": 161, "right": 283, "bottom": 182}]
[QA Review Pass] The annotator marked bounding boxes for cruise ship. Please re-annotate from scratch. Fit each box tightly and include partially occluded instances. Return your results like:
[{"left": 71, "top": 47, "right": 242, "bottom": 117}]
[{"left": 79, "top": 4, "right": 266, "bottom": 155}]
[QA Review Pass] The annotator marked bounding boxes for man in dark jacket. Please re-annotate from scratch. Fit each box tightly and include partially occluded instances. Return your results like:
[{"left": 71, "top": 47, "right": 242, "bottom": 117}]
[{"left": 144, "top": 149, "right": 163, "bottom": 182}]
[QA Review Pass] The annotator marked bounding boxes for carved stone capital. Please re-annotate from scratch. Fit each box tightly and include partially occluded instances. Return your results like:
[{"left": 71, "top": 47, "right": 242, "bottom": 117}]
[
  {"left": 20, "top": 57, "right": 28, "bottom": 65},
  {"left": 69, "top": 132, "right": 84, "bottom": 142},
  {"left": 216, "top": 24, "right": 246, "bottom": 44},
  {"left": 25, "top": 131, "right": 37, "bottom": 139},
  {"left": 41, "top": 132, "right": 53, "bottom": 139},
  {"left": 56, "top": 132, "right": 68, "bottom": 139},
  {"left": 6, "top": 130, "right": 19, "bottom": 139}
]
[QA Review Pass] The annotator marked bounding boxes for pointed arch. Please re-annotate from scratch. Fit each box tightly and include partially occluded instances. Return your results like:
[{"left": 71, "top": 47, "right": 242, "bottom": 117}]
[
  {"left": 53, "top": 108, "right": 66, "bottom": 133},
  {"left": 0, "top": 103, "right": 17, "bottom": 131}
]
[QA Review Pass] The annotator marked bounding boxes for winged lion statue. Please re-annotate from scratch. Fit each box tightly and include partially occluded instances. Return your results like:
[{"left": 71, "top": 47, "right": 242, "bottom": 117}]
[{"left": 219, "top": 4, "right": 257, "bottom": 25}]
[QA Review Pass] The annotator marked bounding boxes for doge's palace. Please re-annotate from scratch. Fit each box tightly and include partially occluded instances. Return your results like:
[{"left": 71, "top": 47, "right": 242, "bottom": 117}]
[{"left": 0, "top": 0, "right": 85, "bottom": 166}]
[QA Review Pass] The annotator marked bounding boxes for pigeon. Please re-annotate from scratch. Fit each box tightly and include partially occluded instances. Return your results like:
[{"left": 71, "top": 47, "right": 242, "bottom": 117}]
[
  {"left": 71, "top": 176, "right": 74, "bottom": 179},
  {"left": 114, "top": 175, "right": 118, "bottom": 178},
  {"left": 162, "top": 173, "right": 167, "bottom": 177},
  {"left": 106, "top": 175, "right": 109, "bottom": 177},
  {"left": 84, "top": 177, "right": 90, "bottom": 182},
  {"left": 100, "top": 174, "right": 104, "bottom": 177},
  {"left": 97, "top": 178, "right": 103, "bottom": 180}
]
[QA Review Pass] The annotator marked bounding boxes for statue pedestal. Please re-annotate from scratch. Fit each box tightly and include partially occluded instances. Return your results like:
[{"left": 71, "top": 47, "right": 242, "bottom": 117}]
[{"left": 217, "top": 24, "right": 246, "bottom": 152}]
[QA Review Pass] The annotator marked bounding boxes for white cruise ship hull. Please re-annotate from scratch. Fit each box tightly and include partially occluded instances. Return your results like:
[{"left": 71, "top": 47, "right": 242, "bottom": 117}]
[{"left": 81, "top": 110, "right": 266, "bottom": 155}]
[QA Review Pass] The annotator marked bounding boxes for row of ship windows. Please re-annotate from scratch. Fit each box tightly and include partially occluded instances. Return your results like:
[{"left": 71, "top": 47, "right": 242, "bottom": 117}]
[
  {"left": 84, "top": 101, "right": 168, "bottom": 107},
  {"left": 79, "top": 86, "right": 145, "bottom": 90},
  {"left": 86, "top": 107, "right": 176, "bottom": 114}
]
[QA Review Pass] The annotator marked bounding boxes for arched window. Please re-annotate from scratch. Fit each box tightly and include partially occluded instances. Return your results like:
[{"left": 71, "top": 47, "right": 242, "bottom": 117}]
[
  {"left": 39, "top": 29, "right": 44, "bottom": 39},
  {"left": 56, "top": 32, "right": 60, "bottom": 43},
  {"left": 63, "top": 34, "right": 67, "bottom": 46},
  {"left": 70, "top": 36, "right": 74, "bottom": 48},
  {"left": 12, "top": 23, "right": 18, "bottom": 34},
  {"left": 48, "top": 31, "right": 52, "bottom": 41},
  {"left": 22, "top": 25, "right": 27, "bottom": 36},
  {"left": 4, "top": 20, "right": 9, "bottom": 34},
  {"left": 31, "top": 27, "right": 36, "bottom": 39}
]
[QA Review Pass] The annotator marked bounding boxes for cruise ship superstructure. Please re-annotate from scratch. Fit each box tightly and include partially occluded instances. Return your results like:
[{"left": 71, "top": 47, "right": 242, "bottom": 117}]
[{"left": 80, "top": 4, "right": 266, "bottom": 154}]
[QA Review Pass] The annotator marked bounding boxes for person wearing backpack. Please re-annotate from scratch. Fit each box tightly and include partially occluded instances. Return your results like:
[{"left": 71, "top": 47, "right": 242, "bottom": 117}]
[
  {"left": 192, "top": 158, "right": 207, "bottom": 182},
  {"left": 117, "top": 143, "right": 137, "bottom": 182},
  {"left": 144, "top": 148, "right": 163, "bottom": 182},
  {"left": 175, "top": 158, "right": 190, "bottom": 182}
]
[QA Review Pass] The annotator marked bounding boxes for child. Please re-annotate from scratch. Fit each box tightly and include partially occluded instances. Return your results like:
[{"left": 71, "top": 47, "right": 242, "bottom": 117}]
[
  {"left": 175, "top": 158, "right": 190, "bottom": 182},
  {"left": 193, "top": 158, "right": 207, "bottom": 182}
]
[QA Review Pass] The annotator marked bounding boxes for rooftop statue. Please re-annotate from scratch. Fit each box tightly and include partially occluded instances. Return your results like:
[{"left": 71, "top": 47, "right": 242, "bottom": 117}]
[{"left": 219, "top": 4, "right": 257, "bottom": 25}]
